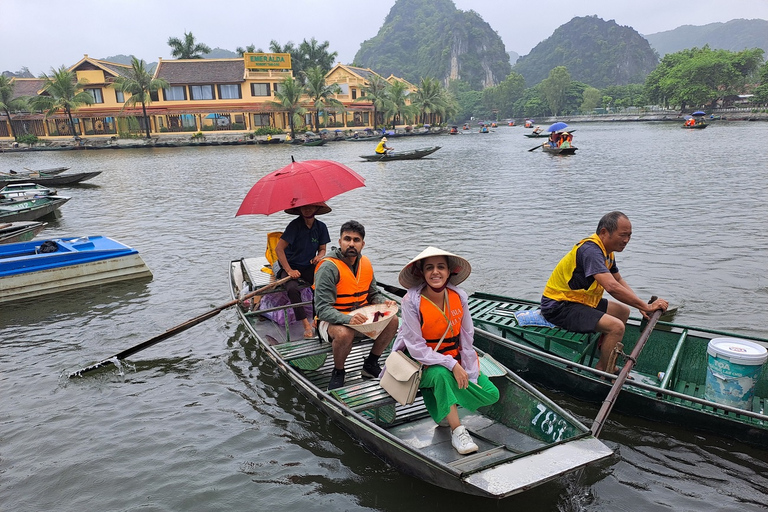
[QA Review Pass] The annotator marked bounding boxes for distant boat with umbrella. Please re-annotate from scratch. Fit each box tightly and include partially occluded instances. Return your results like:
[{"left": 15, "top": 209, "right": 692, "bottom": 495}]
[{"left": 683, "top": 111, "right": 708, "bottom": 129}]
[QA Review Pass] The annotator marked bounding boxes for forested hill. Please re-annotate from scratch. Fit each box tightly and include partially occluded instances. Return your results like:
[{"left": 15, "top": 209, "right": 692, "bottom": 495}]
[
  {"left": 353, "top": 0, "right": 511, "bottom": 89},
  {"left": 644, "top": 19, "right": 768, "bottom": 57},
  {"left": 512, "top": 16, "right": 659, "bottom": 89}
]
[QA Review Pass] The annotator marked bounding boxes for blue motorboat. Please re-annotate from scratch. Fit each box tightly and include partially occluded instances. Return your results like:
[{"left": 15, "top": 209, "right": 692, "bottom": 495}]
[{"left": 0, "top": 236, "right": 152, "bottom": 303}]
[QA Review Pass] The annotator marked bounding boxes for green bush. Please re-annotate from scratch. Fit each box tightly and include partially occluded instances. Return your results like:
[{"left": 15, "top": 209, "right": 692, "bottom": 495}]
[
  {"left": 15, "top": 134, "right": 39, "bottom": 145},
  {"left": 252, "top": 126, "right": 284, "bottom": 136},
  {"left": 159, "top": 127, "right": 169, "bottom": 133},
  {"left": 231, "top": 123, "right": 245, "bottom": 130},
  {"left": 191, "top": 132, "right": 205, "bottom": 140}
]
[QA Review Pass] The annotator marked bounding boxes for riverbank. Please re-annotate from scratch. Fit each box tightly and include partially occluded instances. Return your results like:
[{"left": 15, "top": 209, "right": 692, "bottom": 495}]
[{"left": 542, "top": 109, "right": 768, "bottom": 124}]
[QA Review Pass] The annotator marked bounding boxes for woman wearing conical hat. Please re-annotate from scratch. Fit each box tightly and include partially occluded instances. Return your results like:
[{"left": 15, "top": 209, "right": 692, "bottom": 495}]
[{"left": 388, "top": 247, "right": 499, "bottom": 455}]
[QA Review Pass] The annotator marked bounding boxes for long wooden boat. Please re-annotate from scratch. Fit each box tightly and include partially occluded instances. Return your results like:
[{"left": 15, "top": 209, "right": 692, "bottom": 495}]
[
  {"left": 229, "top": 257, "right": 613, "bottom": 499},
  {"left": 0, "top": 171, "right": 101, "bottom": 188},
  {"left": 1, "top": 166, "right": 70, "bottom": 175},
  {"left": 542, "top": 145, "right": 577, "bottom": 155},
  {"left": 466, "top": 292, "right": 768, "bottom": 447},
  {"left": 0, "top": 221, "right": 47, "bottom": 244},
  {"left": 302, "top": 138, "right": 327, "bottom": 146},
  {"left": 0, "top": 235, "right": 152, "bottom": 304},
  {"left": 524, "top": 132, "right": 549, "bottom": 138},
  {"left": 360, "top": 146, "right": 441, "bottom": 161},
  {"left": 1, "top": 182, "right": 57, "bottom": 201},
  {"left": 0, "top": 196, "right": 70, "bottom": 222},
  {"left": 682, "top": 122, "right": 708, "bottom": 129}
]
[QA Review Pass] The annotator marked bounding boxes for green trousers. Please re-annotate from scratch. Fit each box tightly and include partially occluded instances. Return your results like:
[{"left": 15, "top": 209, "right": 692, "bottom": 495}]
[{"left": 420, "top": 364, "right": 499, "bottom": 422}]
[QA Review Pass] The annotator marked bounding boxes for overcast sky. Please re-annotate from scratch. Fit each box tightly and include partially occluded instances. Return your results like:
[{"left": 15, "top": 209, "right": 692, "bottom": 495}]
[{"left": 3, "top": 0, "right": 767, "bottom": 75}]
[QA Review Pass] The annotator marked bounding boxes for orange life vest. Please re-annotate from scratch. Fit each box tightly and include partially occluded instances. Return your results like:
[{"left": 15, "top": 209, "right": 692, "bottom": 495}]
[
  {"left": 316, "top": 256, "right": 374, "bottom": 313},
  {"left": 419, "top": 289, "right": 463, "bottom": 360}
]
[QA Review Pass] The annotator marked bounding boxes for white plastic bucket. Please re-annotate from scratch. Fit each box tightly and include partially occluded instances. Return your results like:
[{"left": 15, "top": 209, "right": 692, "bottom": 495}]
[{"left": 704, "top": 338, "right": 767, "bottom": 410}]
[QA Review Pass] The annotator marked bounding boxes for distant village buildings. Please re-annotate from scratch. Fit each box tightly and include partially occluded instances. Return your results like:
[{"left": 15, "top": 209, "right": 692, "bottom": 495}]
[{"left": 0, "top": 54, "right": 418, "bottom": 140}]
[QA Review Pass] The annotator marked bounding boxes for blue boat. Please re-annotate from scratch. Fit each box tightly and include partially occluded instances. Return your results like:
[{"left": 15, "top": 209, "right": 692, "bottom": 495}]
[{"left": 0, "top": 236, "right": 153, "bottom": 303}]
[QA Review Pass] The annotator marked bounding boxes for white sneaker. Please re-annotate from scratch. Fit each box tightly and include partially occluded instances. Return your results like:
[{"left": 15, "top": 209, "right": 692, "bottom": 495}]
[{"left": 451, "top": 425, "right": 478, "bottom": 455}]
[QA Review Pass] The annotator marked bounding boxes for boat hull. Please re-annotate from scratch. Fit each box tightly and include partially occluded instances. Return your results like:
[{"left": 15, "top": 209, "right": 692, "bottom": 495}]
[
  {"left": 0, "top": 236, "right": 152, "bottom": 303},
  {"left": 360, "top": 146, "right": 441, "bottom": 161},
  {"left": 0, "top": 171, "right": 101, "bottom": 188},
  {"left": 542, "top": 145, "right": 577, "bottom": 155},
  {"left": 0, "top": 221, "right": 46, "bottom": 244},
  {"left": 0, "top": 196, "right": 70, "bottom": 222}
]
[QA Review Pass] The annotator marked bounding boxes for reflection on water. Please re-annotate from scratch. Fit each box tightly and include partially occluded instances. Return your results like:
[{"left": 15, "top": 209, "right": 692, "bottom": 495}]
[{"left": 1, "top": 122, "right": 767, "bottom": 511}]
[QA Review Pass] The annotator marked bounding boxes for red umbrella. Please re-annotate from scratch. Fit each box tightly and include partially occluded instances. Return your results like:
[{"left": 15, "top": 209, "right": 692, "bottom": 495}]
[{"left": 236, "top": 158, "right": 366, "bottom": 216}]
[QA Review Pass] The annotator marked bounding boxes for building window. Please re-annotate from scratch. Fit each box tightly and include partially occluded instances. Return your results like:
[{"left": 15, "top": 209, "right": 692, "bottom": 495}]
[
  {"left": 86, "top": 88, "right": 104, "bottom": 103},
  {"left": 190, "top": 85, "right": 215, "bottom": 100},
  {"left": 251, "top": 83, "right": 271, "bottom": 96},
  {"left": 115, "top": 90, "right": 125, "bottom": 103},
  {"left": 252, "top": 114, "right": 271, "bottom": 127},
  {"left": 338, "top": 83, "right": 349, "bottom": 95},
  {"left": 273, "top": 83, "right": 282, "bottom": 95},
  {"left": 164, "top": 86, "right": 186, "bottom": 101},
  {"left": 218, "top": 84, "right": 241, "bottom": 99},
  {"left": 351, "top": 88, "right": 357, "bottom": 100}
]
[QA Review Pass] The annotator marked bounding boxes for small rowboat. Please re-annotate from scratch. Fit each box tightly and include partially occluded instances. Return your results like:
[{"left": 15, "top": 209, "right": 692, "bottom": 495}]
[
  {"left": 542, "top": 145, "right": 577, "bottom": 155},
  {"left": 360, "top": 146, "right": 441, "bottom": 161},
  {"left": 467, "top": 292, "right": 768, "bottom": 448},
  {"left": 0, "top": 171, "right": 101, "bottom": 188},
  {"left": 0, "top": 236, "right": 152, "bottom": 303},
  {"left": 229, "top": 257, "right": 613, "bottom": 499},
  {"left": 0, "top": 196, "right": 71, "bottom": 222},
  {"left": 0, "top": 221, "right": 47, "bottom": 244}
]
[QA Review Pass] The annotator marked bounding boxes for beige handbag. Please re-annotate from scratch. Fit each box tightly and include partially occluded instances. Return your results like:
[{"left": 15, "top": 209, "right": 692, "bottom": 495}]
[{"left": 380, "top": 314, "right": 451, "bottom": 406}]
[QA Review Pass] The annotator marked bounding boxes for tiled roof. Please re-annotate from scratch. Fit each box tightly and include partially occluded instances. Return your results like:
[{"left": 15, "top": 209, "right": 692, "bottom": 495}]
[
  {"left": 95, "top": 60, "right": 132, "bottom": 78},
  {"left": 156, "top": 59, "right": 245, "bottom": 85},
  {"left": 10, "top": 78, "right": 45, "bottom": 99},
  {"left": 344, "top": 66, "right": 380, "bottom": 82}
]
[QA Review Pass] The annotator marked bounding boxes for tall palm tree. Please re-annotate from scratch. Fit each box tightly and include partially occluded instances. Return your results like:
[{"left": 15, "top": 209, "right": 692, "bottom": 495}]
[
  {"left": 412, "top": 77, "right": 442, "bottom": 125},
  {"left": 302, "top": 66, "right": 343, "bottom": 131},
  {"left": 356, "top": 74, "right": 390, "bottom": 129},
  {"left": 384, "top": 80, "right": 416, "bottom": 129},
  {"left": 297, "top": 38, "right": 338, "bottom": 75},
  {"left": 236, "top": 44, "right": 256, "bottom": 57},
  {"left": 0, "top": 76, "right": 29, "bottom": 138},
  {"left": 30, "top": 66, "right": 93, "bottom": 137},
  {"left": 167, "top": 31, "right": 211, "bottom": 59},
  {"left": 271, "top": 75, "right": 306, "bottom": 139},
  {"left": 113, "top": 57, "right": 169, "bottom": 139}
]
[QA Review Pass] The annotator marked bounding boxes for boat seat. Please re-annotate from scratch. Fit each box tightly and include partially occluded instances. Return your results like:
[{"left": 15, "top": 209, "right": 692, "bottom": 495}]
[
  {"left": 330, "top": 378, "right": 426, "bottom": 426},
  {"left": 468, "top": 294, "right": 600, "bottom": 365},
  {"left": 273, "top": 337, "right": 331, "bottom": 361}
]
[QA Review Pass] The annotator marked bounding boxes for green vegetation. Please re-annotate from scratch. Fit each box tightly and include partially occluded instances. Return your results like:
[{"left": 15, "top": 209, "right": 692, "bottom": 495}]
[
  {"left": 272, "top": 75, "right": 307, "bottom": 138},
  {"left": 645, "top": 19, "right": 768, "bottom": 58},
  {"left": 15, "top": 133, "right": 38, "bottom": 145},
  {"left": 645, "top": 46, "right": 764, "bottom": 109},
  {"left": 412, "top": 77, "right": 457, "bottom": 126},
  {"left": 167, "top": 32, "right": 211, "bottom": 59},
  {"left": 30, "top": 66, "right": 94, "bottom": 137},
  {"left": 303, "top": 66, "right": 343, "bottom": 131},
  {"left": 266, "top": 38, "right": 338, "bottom": 78},
  {"left": 113, "top": 57, "right": 169, "bottom": 139},
  {"left": 0, "top": 75, "right": 28, "bottom": 138},
  {"left": 252, "top": 126, "right": 283, "bottom": 136}
]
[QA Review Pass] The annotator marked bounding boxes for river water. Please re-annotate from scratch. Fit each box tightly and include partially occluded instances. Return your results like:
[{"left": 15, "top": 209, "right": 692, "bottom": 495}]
[{"left": 1, "top": 122, "right": 767, "bottom": 511}]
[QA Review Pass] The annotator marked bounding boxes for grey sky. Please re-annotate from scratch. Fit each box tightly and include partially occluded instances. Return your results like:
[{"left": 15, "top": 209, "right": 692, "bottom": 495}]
[{"left": 3, "top": 0, "right": 767, "bottom": 75}]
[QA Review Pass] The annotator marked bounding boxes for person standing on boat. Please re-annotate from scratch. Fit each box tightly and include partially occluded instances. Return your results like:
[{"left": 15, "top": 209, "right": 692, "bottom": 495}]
[
  {"left": 275, "top": 203, "right": 332, "bottom": 338},
  {"left": 540, "top": 211, "right": 669, "bottom": 374},
  {"left": 314, "top": 220, "right": 398, "bottom": 390},
  {"left": 389, "top": 247, "right": 499, "bottom": 455},
  {"left": 374, "top": 137, "right": 393, "bottom": 155}
]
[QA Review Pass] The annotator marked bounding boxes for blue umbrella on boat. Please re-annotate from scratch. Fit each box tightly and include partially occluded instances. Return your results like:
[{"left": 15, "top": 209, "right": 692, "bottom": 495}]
[
  {"left": 692, "top": 111, "right": 706, "bottom": 116},
  {"left": 547, "top": 122, "right": 568, "bottom": 132}
]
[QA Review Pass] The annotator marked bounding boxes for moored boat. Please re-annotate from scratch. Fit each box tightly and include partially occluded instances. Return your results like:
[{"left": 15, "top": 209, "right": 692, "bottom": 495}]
[
  {"left": 0, "top": 171, "right": 102, "bottom": 188},
  {"left": 0, "top": 236, "right": 153, "bottom": 304},
  {"left": 0, "top": 196, "right": 70, "bottom": 222},
  {"left": 0, "top": 221, "right": 47, "bottom": 244},
  {"left": 466, "top": 292, "right": 768, "bottom": 447},
  {"left": 0, "top": 182, "right": 57, "bottom": 201},
  {"left": 359, "top": 146, "right": 441, "bottom": 161},
  {"left": 229, "top": 257, "right": 613, "bottom": 498},
  {"left": 2, "top": 166, "right": 70, "bottom": 175},
  {"left": 542, "top": 145, "right": 577, "bottom": 155}
]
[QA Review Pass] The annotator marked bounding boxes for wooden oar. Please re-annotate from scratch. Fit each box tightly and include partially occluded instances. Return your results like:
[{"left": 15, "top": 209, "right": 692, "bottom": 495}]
[
  {"left": 528, "top": 142, "right": 546, "bottom": 152},
  {"left": 68, "top": 275, "right": 292, "bottom": 378},
  {"left": 591, "top": 300, "right": 663, "bottom": 437}
]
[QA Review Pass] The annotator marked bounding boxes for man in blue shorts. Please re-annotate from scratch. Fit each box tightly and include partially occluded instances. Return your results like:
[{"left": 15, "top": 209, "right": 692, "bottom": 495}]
[{"left": 540, "top": 211, "right": 668, "bottom": 373}]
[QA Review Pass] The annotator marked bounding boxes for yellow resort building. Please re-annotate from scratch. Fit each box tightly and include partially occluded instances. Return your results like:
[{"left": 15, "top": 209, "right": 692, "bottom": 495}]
[{"left": 1, "top": 54, "right": 418, "bottom": 142}]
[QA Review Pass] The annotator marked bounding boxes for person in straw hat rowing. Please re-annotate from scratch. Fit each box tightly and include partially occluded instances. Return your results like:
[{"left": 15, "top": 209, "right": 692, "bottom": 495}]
[
  {"left": 387, "top": 247, "right": 500, "bottom": 455},
  {"left": 374, "top": 136, "right": 393, "bottom": 155}
]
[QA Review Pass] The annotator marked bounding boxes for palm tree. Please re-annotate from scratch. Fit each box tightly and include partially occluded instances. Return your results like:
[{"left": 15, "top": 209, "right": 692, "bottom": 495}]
[
  {"left": 297, "top": 38, "right": 338, "bottom": 75},
  {"left": 30, "top": 66, "right": 93, "bottom": 137},
  {"left": 0, "top": 76, "right": 29, "bottom": 139},
  {"left": 236, "top": 44, "right": 256, "bottom": 57},
  {"left": 356, "top": 74, "right": 390, "bottom": 129},
  {"left": 302, "top": 66, "right": 343, "bottom": 131},
  {"left": 113, "top": 57, "right": 169, "bottom": 138},
  {"left": 271, "top": 75, "right": 306, "bottom": 139},
  {"left": 167, "top": 31, "right": 211, "bottom": 59},
  {"left": 412, "top": 77, "right": 442, "bottom": 125},
  {"left": 384, "top": 80, "right": 416, "bottom": 129}
]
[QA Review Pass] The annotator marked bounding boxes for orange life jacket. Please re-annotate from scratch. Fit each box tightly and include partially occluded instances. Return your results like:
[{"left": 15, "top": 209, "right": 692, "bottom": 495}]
[
  {"left": 316, "top": 256, "right": 374, "bottom": 313},
  {"left": 419, "top": 289, "right": 463, "bottom": 360}
]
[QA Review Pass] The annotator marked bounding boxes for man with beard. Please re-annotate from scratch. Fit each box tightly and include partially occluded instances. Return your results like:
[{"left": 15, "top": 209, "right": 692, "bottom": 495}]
[{"left": 314, "top": 220, "right": 398, "bottom": 390}]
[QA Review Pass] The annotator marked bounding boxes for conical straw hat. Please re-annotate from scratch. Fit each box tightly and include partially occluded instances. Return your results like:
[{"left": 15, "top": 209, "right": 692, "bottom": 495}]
[
  {"left": 398, "top": 246, "right": 471, "bottom": 289},
  {"left": 346, "top": 303, "right": 399, "bottom": 338}
]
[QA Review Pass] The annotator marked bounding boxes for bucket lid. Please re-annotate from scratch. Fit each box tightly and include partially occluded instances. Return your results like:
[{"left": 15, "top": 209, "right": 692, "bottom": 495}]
[
  {"left": 707, "top": 338, "right": 768, "bottom": 365},
  {"left": 347, "top": 303, "right": 399, "bottom": 338}
]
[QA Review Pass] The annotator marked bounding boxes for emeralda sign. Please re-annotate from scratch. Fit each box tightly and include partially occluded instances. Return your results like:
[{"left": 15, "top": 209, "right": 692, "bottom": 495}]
[{"left": 244, "top": 53, "right": 292, "bottom": 70}]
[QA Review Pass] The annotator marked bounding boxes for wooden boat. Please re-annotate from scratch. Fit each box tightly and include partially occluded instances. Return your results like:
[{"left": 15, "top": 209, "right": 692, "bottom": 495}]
[
  {"left": 0, "top": 236, "right": 152, "bottom": 303},
  {"left": 682, "top": 122, "right": 708, "bottom": 129},
  {"left": 0, "top": 221, "right": 47, "bottom": 244},
  {"left": 466, "top": 292, "right": 768, "bottom": 447},
  {"left": 542, "top": 145, "right": 577, "bottom": 155},
  {"left": 0, "top": 196, "right": 70, "bottom": 222},
  {"left": 360, "top": 146, "right": 441, "bottom": 161},
  {"left": 0, "top": 171, "right": 102, "bottom": 188},
  {"left": 229, "top": 257, "right": 613, "bottom": 499},
  {"left": 524, "top": 132, "right": 549, "bottom": 138},
  {"left": 2, "top": 166, "right": 70, "bottom": 175},
  {"left": 302, "top": 138, "right": 327, "bottom": 146},
  {"left": 0, "top": 182, "right": 57, "bottom": 201}
]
